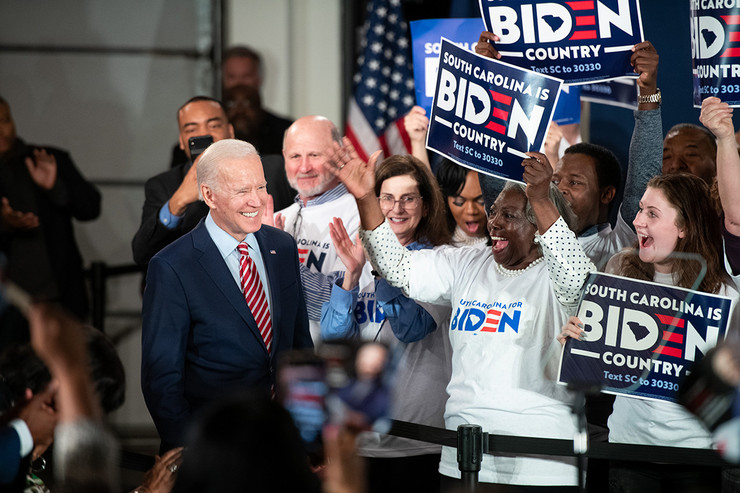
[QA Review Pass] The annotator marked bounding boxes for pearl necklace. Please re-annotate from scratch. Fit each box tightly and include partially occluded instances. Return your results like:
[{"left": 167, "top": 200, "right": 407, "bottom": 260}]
[{"left": 494, "top": 255, "right": 545, "bottom": 277}]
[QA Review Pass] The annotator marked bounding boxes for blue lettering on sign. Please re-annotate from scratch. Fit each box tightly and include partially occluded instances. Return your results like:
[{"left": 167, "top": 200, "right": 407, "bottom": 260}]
[{"left": 305, "top": 251, "right": 326, "bottom": 271}]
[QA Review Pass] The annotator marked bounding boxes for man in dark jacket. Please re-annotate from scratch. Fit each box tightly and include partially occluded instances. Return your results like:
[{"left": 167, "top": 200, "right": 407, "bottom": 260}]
[{"left": 0, "top": 96, "right": 100, "bottom": 320}]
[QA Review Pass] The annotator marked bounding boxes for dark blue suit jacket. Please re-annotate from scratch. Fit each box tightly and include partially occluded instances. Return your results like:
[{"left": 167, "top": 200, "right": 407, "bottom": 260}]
[
  {"left": 141, "top": 219, "right": 312, "bottom": 449},
  {"left": 0, "top": 426, "right": 22, "bottom": 484}
]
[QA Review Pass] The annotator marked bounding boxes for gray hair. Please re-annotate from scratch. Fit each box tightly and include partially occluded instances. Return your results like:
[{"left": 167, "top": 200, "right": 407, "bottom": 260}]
[
  {"left": 502, "top": 181, "right": 578, "bottom": 232},
  {"left": 282, "top": 116, "right": 342, "bottom": 150},
  {"left": 197, "top": 139, "right": 260, "bottom": 199}
]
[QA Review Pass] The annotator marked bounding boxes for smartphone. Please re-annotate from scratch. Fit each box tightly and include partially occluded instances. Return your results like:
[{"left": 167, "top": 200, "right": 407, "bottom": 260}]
[
  {"left": 277, "top": 350, "right": 329, "bottom": 463},
  {"left": 188, "top": 135, "right": 213, "bottom": 161},
  {"left": 315, "top": 340, "right": 397, "bottom": 436},
  {"left": 278, "top": 342, "right": 397, "bottom": 462}
]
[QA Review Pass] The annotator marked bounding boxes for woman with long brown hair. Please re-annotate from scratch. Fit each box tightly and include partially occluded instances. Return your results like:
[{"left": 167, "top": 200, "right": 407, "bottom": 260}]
[
  {"left": 560, "top": 172, "right": 740, "bottom": 492},
  {"left": 320, "top": 154, "right": 452, "bottom": 493}
]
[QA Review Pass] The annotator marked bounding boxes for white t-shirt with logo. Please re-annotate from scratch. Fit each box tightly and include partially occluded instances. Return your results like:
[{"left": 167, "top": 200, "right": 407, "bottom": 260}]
[
  {"left": 360, "top": 218, "right": 595, "bottom": 486},
  {"left": 279, "top": 192, "right": 374, "bottom": 341}
]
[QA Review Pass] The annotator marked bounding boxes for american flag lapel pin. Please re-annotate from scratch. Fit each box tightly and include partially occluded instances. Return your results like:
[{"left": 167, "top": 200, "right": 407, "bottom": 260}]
[{"left": 270, "top": 250, "right": 277, "bottom": 255}]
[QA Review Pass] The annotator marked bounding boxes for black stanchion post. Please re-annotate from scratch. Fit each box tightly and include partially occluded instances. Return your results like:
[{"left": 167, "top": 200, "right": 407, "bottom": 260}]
[
  {"left": 90, "top": 261, "right": 106, "bottom": 332},
  {"left": 457, "top": 424, "right": 484, "bottom": 492}
]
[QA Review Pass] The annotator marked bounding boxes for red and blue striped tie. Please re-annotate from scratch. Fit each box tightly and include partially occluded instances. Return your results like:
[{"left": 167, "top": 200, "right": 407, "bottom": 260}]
[{"left": 237, "top": 242, "right": 272, "bottom": 354}]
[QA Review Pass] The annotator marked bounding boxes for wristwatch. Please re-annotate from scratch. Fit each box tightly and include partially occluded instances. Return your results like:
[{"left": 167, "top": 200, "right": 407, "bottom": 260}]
[{"left": 638, "top": 88, "right": 661, "bottom": 105}]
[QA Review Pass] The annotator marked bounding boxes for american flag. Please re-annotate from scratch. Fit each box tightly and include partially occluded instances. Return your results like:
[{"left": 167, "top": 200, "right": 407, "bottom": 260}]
[{"left": 345, "top": 0, "right": 416, "bottom": 162}]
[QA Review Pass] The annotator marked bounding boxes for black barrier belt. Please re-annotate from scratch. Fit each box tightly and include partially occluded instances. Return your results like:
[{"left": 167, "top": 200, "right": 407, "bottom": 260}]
[
  {"left": 118, "top": 419, "right": 729, "bottom": 473},
  {"left": 388, "top": 419, "right": 728, "bottom": 467}
]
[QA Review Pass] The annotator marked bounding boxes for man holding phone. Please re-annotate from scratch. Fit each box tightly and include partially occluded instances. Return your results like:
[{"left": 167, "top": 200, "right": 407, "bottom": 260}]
[{"left": 132, "top": 96, "right": 234, "bottom": 265}]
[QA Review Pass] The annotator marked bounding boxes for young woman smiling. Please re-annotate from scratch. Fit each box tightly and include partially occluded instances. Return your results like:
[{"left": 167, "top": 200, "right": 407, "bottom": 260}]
[
  {"left": 560, "top": 173, "right": 740, "bottom": 492},
  {"left": 435, "top": 159, "right": 488, "bottom": 248}
]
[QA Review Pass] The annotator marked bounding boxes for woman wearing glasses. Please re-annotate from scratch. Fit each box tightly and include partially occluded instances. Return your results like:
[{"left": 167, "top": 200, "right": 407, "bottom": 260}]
[{"left": 320, "top": 154, "right": 452, "bottom": 493}]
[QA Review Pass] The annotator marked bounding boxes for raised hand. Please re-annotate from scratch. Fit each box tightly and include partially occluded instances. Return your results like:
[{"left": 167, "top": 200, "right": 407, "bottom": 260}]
[
  {"left": 1, "top": 197, "right": 39, "bottom": 230},
  {"left": 18, "top": 384, "right": 58, "bottom": 460},
  {"left": 325, "top": 137, "right": 381, "bottom": 201},
  {"left": 404, "top": 106, "right": 431, "bottom": 168},
  {"left": 475, "top": 31, "right": 502, "bottom": 60},
  {"left": 631, "top": 41, "right": 659, "bottom": 96},
  {"left": 522, "top": 151, "right": 553, "bottom": 202},
  {"left": 25, "top": 148, "right": 57, "bottom": 190},
  {"left": 262, "top": 194, "right": 276, "bottom": 226},
  {"left": 700, "top": 96, "right": 734, "bottom": 141},
  {"left": 169, "top": 158, "right": 200, "bottom": 216},
  {"left": 275, "top": 213, "right": 286, "bottom": 231},
  {"left": 404, "top": 106, "right": 429, "bottom": 144},
  {"left": 329, "top": 217, "right": 366, "bottom": 290},
  {"left": 137, "top": 446, "right": 184, "bottom": 493}
]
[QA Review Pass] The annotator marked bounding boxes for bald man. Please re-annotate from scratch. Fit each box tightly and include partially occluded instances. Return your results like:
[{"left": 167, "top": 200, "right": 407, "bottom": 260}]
[{"left": 276, "top": 116, "right": 373, "bottom": 342}]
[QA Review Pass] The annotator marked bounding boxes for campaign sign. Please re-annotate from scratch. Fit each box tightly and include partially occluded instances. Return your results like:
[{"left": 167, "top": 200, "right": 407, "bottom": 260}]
[
  {"left": 426, "top": 38, "right": 563, "bottom": 182},
  {"left": 558, "top": 272, "right": 733, "bottom": 403},
  {"left": 478, "top": 0, "right": 644, "bottom": 84},
  {"left": 691, "top": 4, "right": 740, "bottom": 107},
  {"left": 580, "top": 77, "right": 638, "bottom": 110},
  {"left": 410, "top": 18, "right": 485, "bottom": 116}
]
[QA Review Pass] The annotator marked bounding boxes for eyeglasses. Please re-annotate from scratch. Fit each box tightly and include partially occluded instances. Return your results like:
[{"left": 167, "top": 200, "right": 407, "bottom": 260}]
[{"left": 378, "top": 194, "right": 422, "bottom": 210}]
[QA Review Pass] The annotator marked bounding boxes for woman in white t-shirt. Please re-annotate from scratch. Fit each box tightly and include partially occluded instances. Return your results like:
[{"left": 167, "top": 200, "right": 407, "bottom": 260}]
[
  {"left": 326, "top": 139, "right": 596, "bottom": 491},
  {"left": 560, "top": 173, "right": 739, "bottom": 492}
]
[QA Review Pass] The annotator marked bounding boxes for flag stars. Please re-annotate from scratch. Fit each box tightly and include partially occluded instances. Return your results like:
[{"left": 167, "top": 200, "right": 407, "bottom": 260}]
[
  {"left": 391, "top": 71, "right": 403, "bottom": 83},
  {"left": 389, "top": 89, "right": 400, "bottom": 100},
  {"left": 362, "top": 94, "right": 374, "bottom": 106},
  {"left": 368, "top": 59, "right": 380, "bottom": 71},
  {"left": 365, "top": 77, "right": 377, "bottom": 89},
  {"left": 376, "top": 6, "right": 387, "bottom": 17},
  {"left": 374, "top": 24, "right": 385, "bottom": 36},
  {"left": 388, "top": 107, "right": 398, "bottom": 118},
  {"left": 402, "top": 95, "right": 414, "bottom": 106},
  {"left": 398, "top": 38, "right": 408, "bottom": 48},
  {"left": 371, "top": 42, "right": 382, "bottom": 53},
  {"left": 380, "top": 83, "right": 389, "bottom": 94},
  {"left": 405, "top": 79, "right": 415, "bottom": 89},
  {"left": 394, "top": 54, "right": 406, "bottom": 65},
  {"left": 378, "top": 101, "right": 388, "bottom": 111},
  {"left": 375, "top": 117, "right": 386, "bottom": 129}
]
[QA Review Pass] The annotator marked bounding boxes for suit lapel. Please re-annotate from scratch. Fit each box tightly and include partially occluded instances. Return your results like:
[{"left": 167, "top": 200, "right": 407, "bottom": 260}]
[{"left": 192, "top": 221, "right": 268, "bottom": 355}]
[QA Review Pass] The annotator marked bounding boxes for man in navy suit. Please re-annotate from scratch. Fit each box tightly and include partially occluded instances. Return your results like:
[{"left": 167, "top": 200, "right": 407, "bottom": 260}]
[{"left": 141, "top": 139, "right": 312, "bottom": 452}]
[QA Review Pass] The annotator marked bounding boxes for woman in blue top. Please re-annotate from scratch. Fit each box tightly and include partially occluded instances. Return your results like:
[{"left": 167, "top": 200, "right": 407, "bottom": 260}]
[{"left": 320, "top": 154, "right": 452, "bottom": 493}]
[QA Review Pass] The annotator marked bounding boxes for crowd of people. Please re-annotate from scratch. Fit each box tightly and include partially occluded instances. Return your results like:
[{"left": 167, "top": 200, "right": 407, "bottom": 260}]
[{"left": 1, "top": 25, "right": 740, "bottom": 493}]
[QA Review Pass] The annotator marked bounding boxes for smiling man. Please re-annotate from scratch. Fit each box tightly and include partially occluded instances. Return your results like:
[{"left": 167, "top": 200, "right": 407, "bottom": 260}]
[
  {"left": 141, "top": 139, "right": 312, "bottom": 452},
  {"left": 132, "top": 96, "right": 235, "bottom": 266},
  {"left": 275, "top": 116, "right": 372, "bottom": 342}
]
